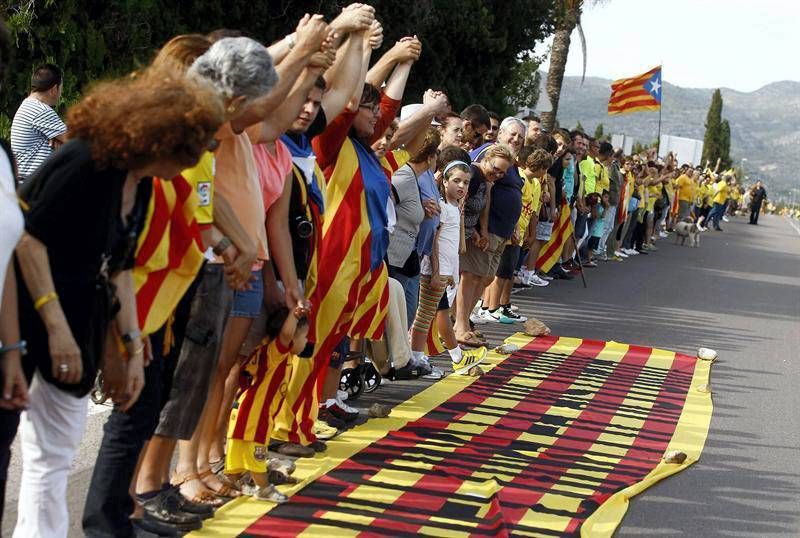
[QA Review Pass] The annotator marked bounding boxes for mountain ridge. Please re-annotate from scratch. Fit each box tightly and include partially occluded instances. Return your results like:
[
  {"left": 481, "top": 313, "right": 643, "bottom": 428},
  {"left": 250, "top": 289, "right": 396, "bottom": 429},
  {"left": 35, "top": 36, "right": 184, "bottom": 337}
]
[{"left": 541, "top": 73, "right": 798, "bottom": 192}]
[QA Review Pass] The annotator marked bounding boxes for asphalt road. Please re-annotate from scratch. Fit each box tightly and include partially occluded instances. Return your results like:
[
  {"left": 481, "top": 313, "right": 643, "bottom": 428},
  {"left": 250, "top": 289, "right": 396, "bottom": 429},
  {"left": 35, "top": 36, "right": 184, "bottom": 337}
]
[{"left": 2, "top": 213, "right": 798, "bottom": 537}]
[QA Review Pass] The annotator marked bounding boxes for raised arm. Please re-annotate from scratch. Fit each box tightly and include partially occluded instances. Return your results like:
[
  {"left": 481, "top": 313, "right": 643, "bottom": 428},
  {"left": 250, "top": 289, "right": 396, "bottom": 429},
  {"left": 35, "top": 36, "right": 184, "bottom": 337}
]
[
  {"left": 390, "top": 90, "right": 450, "bottom": 153},
  {"left": 322, "top": 31, "right": 367, "bottom": 121}
]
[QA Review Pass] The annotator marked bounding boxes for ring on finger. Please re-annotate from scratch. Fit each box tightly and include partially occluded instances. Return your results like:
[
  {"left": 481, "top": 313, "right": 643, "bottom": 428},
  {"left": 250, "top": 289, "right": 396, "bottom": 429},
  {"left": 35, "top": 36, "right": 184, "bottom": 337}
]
[{"left": 59, "top": 363, "right": 69, "bottom": 373}]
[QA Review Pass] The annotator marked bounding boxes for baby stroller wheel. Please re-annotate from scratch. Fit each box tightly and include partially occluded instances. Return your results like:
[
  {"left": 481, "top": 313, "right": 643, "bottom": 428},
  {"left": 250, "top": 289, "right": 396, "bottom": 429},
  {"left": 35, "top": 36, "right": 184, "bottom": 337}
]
[
  {"left": 339, "top": 364, "right": 365, "bottom": 401},
  {"left": 363, "top": 359, "right": 382, "bottom": 393}
]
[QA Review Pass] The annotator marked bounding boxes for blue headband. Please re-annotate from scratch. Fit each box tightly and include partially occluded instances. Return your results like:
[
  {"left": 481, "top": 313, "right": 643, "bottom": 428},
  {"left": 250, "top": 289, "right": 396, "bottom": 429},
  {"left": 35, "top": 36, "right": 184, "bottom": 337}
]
[{"left": 443, "top": 160, "right": 470, "bottom": 177}]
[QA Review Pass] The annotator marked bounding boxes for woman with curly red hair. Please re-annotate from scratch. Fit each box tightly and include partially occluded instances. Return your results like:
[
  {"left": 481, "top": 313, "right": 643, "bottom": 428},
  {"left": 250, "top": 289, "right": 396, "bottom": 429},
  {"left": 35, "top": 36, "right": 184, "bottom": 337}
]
[{"left": 7, "top": 66, "right": 223, "bottom": 537}]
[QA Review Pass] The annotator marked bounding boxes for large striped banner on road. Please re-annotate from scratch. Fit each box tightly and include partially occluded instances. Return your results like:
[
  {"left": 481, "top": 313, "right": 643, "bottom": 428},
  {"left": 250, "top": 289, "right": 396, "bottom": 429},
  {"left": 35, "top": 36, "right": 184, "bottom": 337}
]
[{"left": 195, "top": 334, "right": 713, "bottom": 538}]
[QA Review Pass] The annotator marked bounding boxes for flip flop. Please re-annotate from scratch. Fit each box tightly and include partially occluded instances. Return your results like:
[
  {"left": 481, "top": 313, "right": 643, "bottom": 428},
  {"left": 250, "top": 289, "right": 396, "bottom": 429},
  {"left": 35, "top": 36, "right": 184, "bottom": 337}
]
[{"left": 457, "top": 332, "right": 485, "bottom": 348}]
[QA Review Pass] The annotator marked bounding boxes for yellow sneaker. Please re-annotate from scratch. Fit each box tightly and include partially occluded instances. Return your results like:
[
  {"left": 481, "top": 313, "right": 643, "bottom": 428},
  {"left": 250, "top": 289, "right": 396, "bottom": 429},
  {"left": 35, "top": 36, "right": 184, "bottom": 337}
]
[
  {"left": 452, "top": 346, "right": 488, "bottom": 375},
  {"left": 313, "top": 420, "right": 339, "bottom": 440}
]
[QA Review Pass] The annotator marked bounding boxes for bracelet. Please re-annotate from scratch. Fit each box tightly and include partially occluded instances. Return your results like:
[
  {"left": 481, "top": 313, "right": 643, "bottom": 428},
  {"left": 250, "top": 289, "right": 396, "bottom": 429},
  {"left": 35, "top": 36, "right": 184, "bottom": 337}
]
[
  {"left": 34, "top": 291, "right": 58, "bottom": 311},
  {"left": 212, "top": 236, "right": 232, "bottom": 256},
  {"left": 121, "top": 329, "right": 142, "bottom": 344},
  {"left": 285, "top": 34, "right": 296, "bottom": 50},
  {"left": 0, "top": 340, "right": 27, "bottom": 356}
]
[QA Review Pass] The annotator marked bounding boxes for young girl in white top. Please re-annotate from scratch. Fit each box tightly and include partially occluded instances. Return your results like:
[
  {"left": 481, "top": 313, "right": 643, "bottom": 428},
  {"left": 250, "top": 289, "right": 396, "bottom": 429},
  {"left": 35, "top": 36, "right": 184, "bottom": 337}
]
[{"left": 409, "top": 160, "right": 487, "bottom": 375}]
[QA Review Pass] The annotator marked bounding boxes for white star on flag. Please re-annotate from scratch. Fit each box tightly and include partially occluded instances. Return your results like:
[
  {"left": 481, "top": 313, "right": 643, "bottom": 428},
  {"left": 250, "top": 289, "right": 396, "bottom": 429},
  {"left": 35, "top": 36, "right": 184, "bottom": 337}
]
[{"left": 649, "top": 78, "right": 661, "bottom": 96}]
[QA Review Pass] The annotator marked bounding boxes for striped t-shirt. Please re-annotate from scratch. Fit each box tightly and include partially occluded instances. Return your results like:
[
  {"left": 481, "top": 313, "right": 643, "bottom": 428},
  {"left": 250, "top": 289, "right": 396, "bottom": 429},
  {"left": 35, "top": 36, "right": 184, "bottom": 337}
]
[{"left": 10, "top": 97, "right": 67, "bottom": 180}]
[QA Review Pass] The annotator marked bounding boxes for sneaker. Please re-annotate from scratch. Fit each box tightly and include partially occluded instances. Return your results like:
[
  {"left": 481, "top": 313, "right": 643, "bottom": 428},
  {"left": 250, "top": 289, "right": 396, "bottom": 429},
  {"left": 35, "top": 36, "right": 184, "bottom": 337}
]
[
  {"left": 317, "top": 408, "right": 347, "bottom": 430},
  {"left": 509, "top": 303, "right": 519, "bottom": 312},
  {"left": 615, "top": 250, "right": 628, "bottom": 258},
  {"left": 499, "top": 305, "right": 527, "bottom": 323},
  {"left": 659, "top": 231, "right": 669, "bottom": 238},
  {"left": 137, "top": 490, "right": 202, "bottom": 532},
  {"left": 451, "top": 347, "right": 488, "bottom": 375},
  {"left": 583, "top": 260, "right": 597, "bottom": 268},
  {"left": 313, "top": 420, "right": 339, "bottom": 440},
  {"left": 325, "top": 400, "right": 359, "bottom": 422},
  {"left": 336, "top": 389, "right": 349, "bottom": 402},
  {"left": 469, "top": 309, "right": 490, "bottom": 324},
  {"left": 610, "top": 255, "right": 623, "bottom": 262},
  {"left": 253, "top": 484, "right": 288, "bottom": 503},
  {"left": 722, "top": 215, "right": 730, "bottom": 222},
  {"left": 525, "top": 273, "right": 549, "bottom": 287},
  {"left": 635, "top": 248, "right": 649, "bottom": 255},
  {"left": 623, "top": 248, "right": 638, "bottom": 255},
  {"left": 479, "top": 308, "right": 501, "bottom": 323},
  {"left": 595, "top": 253, "right": 609, "bottom": 262},
  {"left": 421, "top": 366, "right": 444, "bottom": 380},
  {"left": 536, "top": 270, "right": 554, "bottom": 281},
  {"left": 335, "top": 394, "right": 359, "bottom": 415}
]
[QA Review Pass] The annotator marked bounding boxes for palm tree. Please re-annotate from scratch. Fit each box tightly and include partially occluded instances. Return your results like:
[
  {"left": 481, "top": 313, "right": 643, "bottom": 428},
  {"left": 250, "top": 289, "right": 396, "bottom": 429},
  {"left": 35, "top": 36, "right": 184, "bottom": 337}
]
[{"left": 540, "top": 0, "right": 588, "bottom": 132}]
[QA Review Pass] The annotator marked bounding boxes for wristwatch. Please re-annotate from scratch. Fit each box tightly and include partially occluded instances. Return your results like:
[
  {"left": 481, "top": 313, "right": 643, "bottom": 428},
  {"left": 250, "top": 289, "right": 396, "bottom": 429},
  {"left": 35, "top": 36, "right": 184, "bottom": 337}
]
[{"left": 212, "top": 237, "right": 232, "bottom": 256}]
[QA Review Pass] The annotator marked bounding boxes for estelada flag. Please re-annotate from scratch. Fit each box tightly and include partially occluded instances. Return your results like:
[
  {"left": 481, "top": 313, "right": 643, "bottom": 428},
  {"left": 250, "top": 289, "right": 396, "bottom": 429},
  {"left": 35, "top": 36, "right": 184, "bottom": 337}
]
[
  {"left": 536, "top": 198, "right": 573, "bottom": 273},
  {"left": 608, "top": 66, "right": 662, "bottom": 115}
]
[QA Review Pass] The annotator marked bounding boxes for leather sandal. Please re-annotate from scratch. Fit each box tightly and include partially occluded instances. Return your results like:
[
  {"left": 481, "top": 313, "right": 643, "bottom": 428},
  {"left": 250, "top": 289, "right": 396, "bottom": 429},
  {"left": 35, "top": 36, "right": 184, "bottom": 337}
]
[
  {"left": 171, "top": 472, "right": 225, "bottom": 507},
  {"left": 198, "top": 468, "right": 241, "bottom": 499}
]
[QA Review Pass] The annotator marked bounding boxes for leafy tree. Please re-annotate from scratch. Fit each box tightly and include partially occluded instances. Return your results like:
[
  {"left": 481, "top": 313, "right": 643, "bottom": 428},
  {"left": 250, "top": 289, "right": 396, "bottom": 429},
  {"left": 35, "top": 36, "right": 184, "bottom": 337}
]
[
  {"left": 719, "top": 119, "right": 732, "bottom": 169},
  {"left": 0, "top": 0, "right": 558, "bottom": 136},
  {"left": 504, "top": 52, "right": 543, "bottom": 113},
  {"left": 594, "top": 122, "right": 604, "bottom": 140},
  {"left": 702, "top": 88, "right": 724, "bottom": 167}
]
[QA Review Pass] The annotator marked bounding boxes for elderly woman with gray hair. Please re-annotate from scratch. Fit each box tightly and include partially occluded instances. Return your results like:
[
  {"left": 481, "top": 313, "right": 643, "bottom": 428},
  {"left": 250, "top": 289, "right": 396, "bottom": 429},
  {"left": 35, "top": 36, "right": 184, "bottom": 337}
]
[{"left": 169, "top": 22, "right": 333, "bottom": 512}]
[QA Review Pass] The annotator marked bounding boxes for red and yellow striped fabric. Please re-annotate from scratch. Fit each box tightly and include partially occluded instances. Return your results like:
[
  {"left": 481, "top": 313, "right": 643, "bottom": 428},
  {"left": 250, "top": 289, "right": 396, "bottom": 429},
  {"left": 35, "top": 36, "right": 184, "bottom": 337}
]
[
  {"left": 608, "top": 66, "right": 662, "bottom": 116},
  {"left": 536, "top": 198, "right": 573, "bottom": 273},
  {"left": 379, "top": 148, "right": 410, "bottom": 177},
  {"left": 133, "top": 175, "right": 205, "bottom": 335},
  {"left": 309, "top": 137, "right": 390, "bottom": 363},
  {"left": 226, "top": 334, "right": 712, "bottom": 538}
]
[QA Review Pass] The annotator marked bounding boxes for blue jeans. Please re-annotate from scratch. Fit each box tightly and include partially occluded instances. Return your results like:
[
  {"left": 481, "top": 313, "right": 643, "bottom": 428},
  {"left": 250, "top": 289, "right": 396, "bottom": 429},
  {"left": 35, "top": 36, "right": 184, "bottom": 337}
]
[
  {"left": 387, "top": 267, "right": 420, "bottom": 330},
  {"left": 708, "top": 202, "right": 725, "bottom": 229}
]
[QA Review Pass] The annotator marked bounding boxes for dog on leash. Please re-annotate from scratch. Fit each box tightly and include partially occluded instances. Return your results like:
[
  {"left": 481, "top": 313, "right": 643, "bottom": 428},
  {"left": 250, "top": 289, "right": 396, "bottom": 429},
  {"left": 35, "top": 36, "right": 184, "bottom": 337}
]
[{"left": 674, "top": 217, "right": 701, "bottom": 247}]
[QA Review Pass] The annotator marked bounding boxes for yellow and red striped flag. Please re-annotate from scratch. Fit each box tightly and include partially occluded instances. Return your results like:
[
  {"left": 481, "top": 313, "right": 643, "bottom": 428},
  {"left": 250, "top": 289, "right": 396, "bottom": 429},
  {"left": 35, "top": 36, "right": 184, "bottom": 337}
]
[
  {"left": 608, "top": 66, "right": 662, "bottom": 115},
  {"left": 133, "top": 175, "right": 205, "bottom": 335},
  {"left": 536, "top": 199, "right": 573, "bottom": 273}
]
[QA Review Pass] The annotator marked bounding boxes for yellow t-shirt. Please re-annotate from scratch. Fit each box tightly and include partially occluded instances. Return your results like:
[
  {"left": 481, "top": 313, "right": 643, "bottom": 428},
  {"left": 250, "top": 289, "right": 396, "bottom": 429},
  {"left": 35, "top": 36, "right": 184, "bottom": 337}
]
[
  {"left": 674, "top": 174, "right": 694, "bottom": 203},
  {"left": 712, "top": 180, "right": 729, "bottom": 205},
  {"left": 516, "top": 169, "right": 542, "bottom": 245},
  {"left": 596, "top": 163, "right": 610, "bottom": 193},
  {"left": 181, "top": 151, "right": 215, "bottom": 225},
  {"left": 646, "top": 183, "right": 660, "bottom": 212},
  {"left": 579, "top": 156, "right": 597, "bottom": 196}
]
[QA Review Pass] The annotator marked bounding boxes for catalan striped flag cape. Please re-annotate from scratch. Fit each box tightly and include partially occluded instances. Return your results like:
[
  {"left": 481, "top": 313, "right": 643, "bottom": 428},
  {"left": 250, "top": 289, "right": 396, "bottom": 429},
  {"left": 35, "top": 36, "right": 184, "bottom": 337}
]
[
  {"left": 535, "top": 198, "right": 573, "bottom": 273},
  {"left": 133, "top": 174, "right": 205, "bottom": 335},
  {"left": 309, "top": 136, "right": 391, "bottom": 365},
  {"left": 608, "top": 66, "right": 662, "bottom": 115},
  {"left": 379, "top": 148, "right": 410, "bottom": 177}
]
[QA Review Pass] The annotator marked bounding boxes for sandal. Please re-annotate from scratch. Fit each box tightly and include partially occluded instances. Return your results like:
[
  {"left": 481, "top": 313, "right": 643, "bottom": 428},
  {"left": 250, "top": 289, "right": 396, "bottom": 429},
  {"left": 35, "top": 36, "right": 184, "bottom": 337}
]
[
  {"left": 198, "top": 468, "right": 242, "bottom": 499},
  {"left": 457, "top": 332, "right": 486, "bottom": 348},
  {"left": 171, "top": 472, "right": 225, "bottom": 507}
]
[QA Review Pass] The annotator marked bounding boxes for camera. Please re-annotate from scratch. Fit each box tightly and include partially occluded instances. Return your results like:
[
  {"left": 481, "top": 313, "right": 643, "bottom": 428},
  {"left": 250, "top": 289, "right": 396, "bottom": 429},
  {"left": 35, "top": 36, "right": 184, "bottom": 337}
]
[{"left": 294, "top": 215, "right": 313, "bottom": 239}]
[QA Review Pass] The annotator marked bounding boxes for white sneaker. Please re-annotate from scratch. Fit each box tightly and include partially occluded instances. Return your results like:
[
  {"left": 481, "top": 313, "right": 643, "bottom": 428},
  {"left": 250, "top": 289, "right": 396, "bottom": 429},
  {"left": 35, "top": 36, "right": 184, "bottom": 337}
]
[
  {"left": 335, "top": 394, "right": 358, "bottom": 414},
  {"left": 470, "top": 299, "right": 483, "bottom": 317},
  {"left": 625, "top": 248, "right": 639, "bottom": 255},
  {"left": 525, "top": 273, "right": 549, "bottom": 287},
  {"left": 469, "top": 310, "right": 489, "bottom": 324},
  {"left": 615, "top": 250, "right": 628, "bottom": 258},
  {"left": 481, "top": 309, "right": 501, "bottom": 323},
  {"left": 659, "top": 231, "right": 669, "bottom": 238},
  {"left": 722, "top": 215, "right": 730, "bottom": 222}
]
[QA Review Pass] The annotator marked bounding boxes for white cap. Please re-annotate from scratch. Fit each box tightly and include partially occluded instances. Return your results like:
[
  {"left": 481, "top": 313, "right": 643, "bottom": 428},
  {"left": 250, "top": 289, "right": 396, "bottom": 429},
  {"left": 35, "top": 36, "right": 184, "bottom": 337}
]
[{"left": 399, "top": 103, "right": 441, "bottom": 126}]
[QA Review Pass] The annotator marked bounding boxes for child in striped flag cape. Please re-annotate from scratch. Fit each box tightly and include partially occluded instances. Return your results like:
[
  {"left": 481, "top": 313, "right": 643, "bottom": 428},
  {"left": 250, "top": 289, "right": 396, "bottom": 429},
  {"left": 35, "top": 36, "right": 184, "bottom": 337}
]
[{"left": 224, "top": 301, "right": 311, "bottom": 502}]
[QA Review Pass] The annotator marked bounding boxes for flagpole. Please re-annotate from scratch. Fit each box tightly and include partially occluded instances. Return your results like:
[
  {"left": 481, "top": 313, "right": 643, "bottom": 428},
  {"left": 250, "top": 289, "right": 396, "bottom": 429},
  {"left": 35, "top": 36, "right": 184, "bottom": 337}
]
[{"left": 656, "top": 63, "right": 663, "bottom": 156}]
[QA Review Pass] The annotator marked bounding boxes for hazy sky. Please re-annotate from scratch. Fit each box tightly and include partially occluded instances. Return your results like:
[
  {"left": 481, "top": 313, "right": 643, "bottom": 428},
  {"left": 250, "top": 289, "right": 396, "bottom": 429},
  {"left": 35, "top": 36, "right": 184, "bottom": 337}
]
[{"left": 534, "top": 0, "right": 800, "bottom": 93}]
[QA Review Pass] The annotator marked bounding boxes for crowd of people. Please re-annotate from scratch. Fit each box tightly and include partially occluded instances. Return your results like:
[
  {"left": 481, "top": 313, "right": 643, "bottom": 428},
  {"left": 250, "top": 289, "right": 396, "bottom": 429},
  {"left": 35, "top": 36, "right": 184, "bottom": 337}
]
[{"left": 0, "top": 6, "right": 763, "bottom": 537}]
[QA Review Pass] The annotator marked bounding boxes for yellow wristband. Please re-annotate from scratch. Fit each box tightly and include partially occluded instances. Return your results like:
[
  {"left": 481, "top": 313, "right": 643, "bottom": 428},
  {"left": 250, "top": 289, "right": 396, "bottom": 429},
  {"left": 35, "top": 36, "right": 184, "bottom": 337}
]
[{"left": 34, "top": 291, "right": 58, "bottom": 311}]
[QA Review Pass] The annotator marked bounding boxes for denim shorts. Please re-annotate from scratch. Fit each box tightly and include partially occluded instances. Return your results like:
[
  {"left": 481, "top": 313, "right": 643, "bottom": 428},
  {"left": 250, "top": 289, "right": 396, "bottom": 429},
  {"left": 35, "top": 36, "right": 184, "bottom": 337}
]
[{"left": 231, "top": 269, "right": 263, "bottom": 318}]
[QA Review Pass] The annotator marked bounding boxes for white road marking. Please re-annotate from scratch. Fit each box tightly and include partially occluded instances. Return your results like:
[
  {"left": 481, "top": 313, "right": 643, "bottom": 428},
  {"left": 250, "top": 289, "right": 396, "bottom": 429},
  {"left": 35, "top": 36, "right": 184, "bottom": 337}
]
[{"left": 785, "top": 216, "right": 800, "bottom": 237}]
